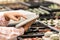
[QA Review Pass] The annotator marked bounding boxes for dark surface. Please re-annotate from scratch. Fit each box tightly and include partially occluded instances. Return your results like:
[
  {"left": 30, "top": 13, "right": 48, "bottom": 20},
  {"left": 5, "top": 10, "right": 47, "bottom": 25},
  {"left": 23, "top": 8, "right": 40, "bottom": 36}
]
[
  {"left": 40, "top": 6, "right": 60, "bottom": 12},
  {"left": 40, "top": 1, "right": 55, "bottom": 7},
  {"left": 18, "top": 21, "right": 58, "bottom": 38},
  {"left": 26, "top": 2, "right": 41, "bottom": 8}
]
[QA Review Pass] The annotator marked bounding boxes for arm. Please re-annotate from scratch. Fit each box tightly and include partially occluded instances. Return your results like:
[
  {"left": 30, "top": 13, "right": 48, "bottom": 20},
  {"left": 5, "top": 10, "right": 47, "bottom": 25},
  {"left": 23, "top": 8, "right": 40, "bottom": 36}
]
[
  {"left": 0, "top": 13, "right": 36, "bottom": 40},
  {"left": 0, "top": 19, "right": 36, "bottom": 40},
  {"left": 23, "top": 19, "right": 36, "bottom": 32},
  {"left": 18, "top": 19, "right": 36, "bottom": 36}
]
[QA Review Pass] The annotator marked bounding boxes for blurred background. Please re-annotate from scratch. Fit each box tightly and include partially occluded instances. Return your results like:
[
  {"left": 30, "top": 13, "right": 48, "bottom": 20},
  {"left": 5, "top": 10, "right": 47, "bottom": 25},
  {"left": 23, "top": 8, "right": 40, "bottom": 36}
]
[{"left": 0, "top": 0, "right": 60, "bottom": 40}]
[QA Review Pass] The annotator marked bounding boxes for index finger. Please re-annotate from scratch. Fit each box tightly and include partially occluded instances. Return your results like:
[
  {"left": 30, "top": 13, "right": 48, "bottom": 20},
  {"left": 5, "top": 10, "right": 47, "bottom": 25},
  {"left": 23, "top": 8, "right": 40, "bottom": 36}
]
[
  {"left": 14, "top": 12, "right": 27, "bottom": 19},
  {"left": 21, "top": 14, "right": 27, "bottom": 19}
]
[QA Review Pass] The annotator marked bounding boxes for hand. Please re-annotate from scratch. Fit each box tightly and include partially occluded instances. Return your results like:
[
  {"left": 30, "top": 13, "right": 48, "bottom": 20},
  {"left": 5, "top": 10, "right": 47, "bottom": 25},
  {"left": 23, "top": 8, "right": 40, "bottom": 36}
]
[{"left": 4, "top": 12, "right": 27, "bottom": 21}]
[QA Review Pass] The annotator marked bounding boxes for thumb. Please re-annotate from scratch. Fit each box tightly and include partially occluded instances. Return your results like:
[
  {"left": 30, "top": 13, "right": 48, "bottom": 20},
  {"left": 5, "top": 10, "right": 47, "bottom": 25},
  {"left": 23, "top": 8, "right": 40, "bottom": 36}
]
[{"left": 4, "top": 14, "right": 10, "bottom": 21}]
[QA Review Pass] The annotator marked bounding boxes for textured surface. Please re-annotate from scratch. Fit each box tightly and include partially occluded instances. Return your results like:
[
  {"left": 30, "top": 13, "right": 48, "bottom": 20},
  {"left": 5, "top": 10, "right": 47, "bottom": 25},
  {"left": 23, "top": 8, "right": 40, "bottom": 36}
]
[
  {"left": 0, "top": 16, "right": 9, "bottom": 26},
  {"left": 0, "top": 27, "right": 24, "bottom": 40}
]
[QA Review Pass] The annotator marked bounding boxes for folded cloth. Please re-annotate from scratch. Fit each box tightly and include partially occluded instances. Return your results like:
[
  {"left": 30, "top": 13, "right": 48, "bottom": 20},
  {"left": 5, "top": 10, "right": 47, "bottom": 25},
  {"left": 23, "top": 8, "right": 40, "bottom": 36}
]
[{"left": 0, "top": 27, "right": 24, "bottom": 40}]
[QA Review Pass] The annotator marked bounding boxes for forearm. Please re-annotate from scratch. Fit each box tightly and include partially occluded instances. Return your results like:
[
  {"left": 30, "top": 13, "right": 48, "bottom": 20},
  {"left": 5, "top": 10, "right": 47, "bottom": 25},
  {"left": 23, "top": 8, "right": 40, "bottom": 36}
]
[{"left": 23, "top": 19, "right": 36, "bottom": 32}]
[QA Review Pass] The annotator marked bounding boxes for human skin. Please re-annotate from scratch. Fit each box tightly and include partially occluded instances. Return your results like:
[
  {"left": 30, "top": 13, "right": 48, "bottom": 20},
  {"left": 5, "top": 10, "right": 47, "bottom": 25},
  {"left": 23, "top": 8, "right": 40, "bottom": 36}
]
[{"left": 4, "top": 12, "right": 36, "bottom": 32}]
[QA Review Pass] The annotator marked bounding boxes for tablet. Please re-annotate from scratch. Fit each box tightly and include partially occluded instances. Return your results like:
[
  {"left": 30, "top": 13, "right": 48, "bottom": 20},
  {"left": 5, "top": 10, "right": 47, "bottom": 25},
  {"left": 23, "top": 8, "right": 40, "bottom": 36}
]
[
  {"left": 5, "top": 10, "right": 39, "bottom": 28},
  {"left": 15, "top": 14, "right": 38, "bottom": 28}
]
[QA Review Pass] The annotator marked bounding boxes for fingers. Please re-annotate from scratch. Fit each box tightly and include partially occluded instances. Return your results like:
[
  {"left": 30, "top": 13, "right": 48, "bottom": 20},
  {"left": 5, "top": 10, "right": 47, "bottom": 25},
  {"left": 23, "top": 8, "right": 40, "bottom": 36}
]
[
  {"left": 14, "top": 14, "right": 27, "bottom": 21},
  {"left": 17, "top": 16, "right": 21, "bottom": 21},
  {"left": 15, "top": 13, "right": 27, "bottom": 19},
  {"left": 21, "top": 15, "right": 27, "bottom": 19},
  {"left": 4, "top": 12, "right": 27, "bottom": 21},
  {"left": 9, "top": 16, "right": 19, "bottom": 21},
  {"left": 10, "top": 15, "right": 26, "bottom": 21}
]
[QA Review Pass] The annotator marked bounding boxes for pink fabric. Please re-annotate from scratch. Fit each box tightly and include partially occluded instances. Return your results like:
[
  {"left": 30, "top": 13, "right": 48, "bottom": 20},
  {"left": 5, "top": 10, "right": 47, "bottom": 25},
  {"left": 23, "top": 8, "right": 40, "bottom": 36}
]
[
  {"left": 0, "top": 16, "right": 24, "bottom": 40},
  {"left": 0, "top": 16, "right": 9, "bottom": 26},
  {"left": 0, "top": 27, "right": 24, "bottom": 40}
]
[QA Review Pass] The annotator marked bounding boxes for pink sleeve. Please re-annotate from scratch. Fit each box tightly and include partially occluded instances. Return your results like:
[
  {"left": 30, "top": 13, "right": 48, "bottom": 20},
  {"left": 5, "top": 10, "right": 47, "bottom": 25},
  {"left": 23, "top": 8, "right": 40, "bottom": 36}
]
[
  {"left": 0, "top": 16, "right": 9, "bottom": 26},
  {"left": 0, "top": 27, "right": 24, "bottom": 40},
  {"left": 0, "top": 15, "right": 24, "bottom": 40}
]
